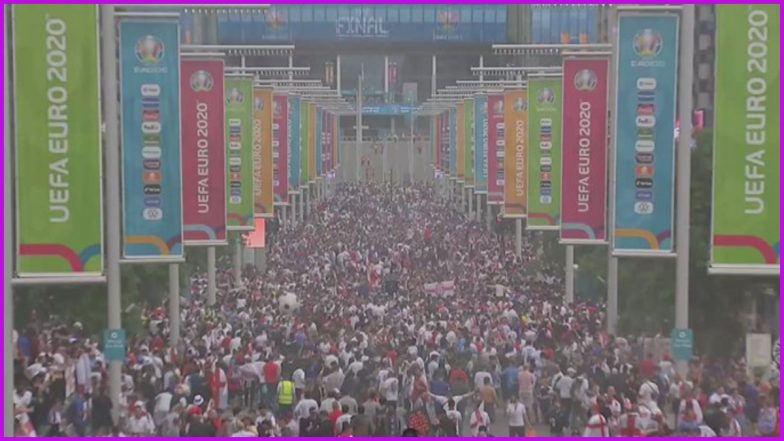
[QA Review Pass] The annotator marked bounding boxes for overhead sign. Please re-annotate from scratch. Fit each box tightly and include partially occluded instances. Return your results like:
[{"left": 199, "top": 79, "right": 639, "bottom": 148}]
[
  {"left": 13, "top": 5, "right": 103, "bottom": 278},
  {"left": 561, "top": 58, "right": 609, "bottom": 244},
  {"left": 119, "top": 19, "right": 183, "bottom": 261},
  {"left": 224, "top": 76, "right": 254, "bottom": 231},
  {"left": 612, "top": 13, "right": 679, "bottom": 256},
  {"left": 527, "top": 77, "right": 563, "bottom": 230},
  {"left": 710, "top": 4, "right": 779, "bottom": 275},
  {"left": 503, "top": 89, "right": 527, "bottom": 218},
  {"left": 180, "top": 58, "right": 227, "bottom": 245}
]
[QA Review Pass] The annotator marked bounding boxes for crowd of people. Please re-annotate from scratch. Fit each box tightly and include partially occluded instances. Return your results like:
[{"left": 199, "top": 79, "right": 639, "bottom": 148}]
[{"left": 12, "top": 183, "right": 780, "bottom": 437}]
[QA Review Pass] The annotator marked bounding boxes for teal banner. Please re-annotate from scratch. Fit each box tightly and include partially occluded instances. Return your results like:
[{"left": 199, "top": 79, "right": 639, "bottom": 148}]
[
  {"left": 612, "top": 13, "right": 678, "bottom": 256},
  {"left": 474, "top": 95, "right": 488, "bottom": 193},
  {"left": 288, "top": 95, "right": 301, "bottom": 193},
  {"left": 119, "top": 20, "right": 183, "bottom": 260},
  {"left": 448, "top": 108, "right": 457, "bottom": 177}
]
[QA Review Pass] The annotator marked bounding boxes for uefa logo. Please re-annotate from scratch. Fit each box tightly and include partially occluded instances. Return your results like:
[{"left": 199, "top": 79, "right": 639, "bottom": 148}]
[
  {"left": 492, "top": 99, "right": 504, "bottom": 115},
  {"left": 254, "top": 97, "right": 264, "bottom": 111},
  {"left": 574, "top": 69, "right": 598, "bottom": 91},
  {"left": 265, "top": 10, "right": 286, "bottom": 30},
  {"left": 227, "top": 88, "right": 244, "bottom": 105},
  {"left": 537, "top": 88, "right": 556, "bottom": 106},
  {"left": 190, "top": 70, "right": 214, "bottom": 92},
  {"left": 437, "top": 10, "right": 459, "bottom": 32},
  {"left": 273, "top": 100, "right": 281, "bottom": 116},
  {"left": 135, "top": 35, "right": 164, "bottom": 64},
  {"left": 633, "top": 29, "right": 663, "bottom": 58},
  {"left": 512, "top": 97, "right": 527, "bottom": 112}
]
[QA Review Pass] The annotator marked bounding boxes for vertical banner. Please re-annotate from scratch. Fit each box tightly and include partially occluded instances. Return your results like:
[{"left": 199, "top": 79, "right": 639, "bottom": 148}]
[
  {"left": 432, "top": 115, "right": 440, "bottom": 172},
  {"left": 181, "top": 58, "right": 226, "bottom": 245},
  {"left": 561, "top": 58, "right": 610, "bottom": 244},
  {"left": 487, "top": 94, "right": 505, "bottom": 204},
  {"left": 224, "top": 76, "right": 254, "bottom": 231},
  {"left": 119, "top": 19, "right": 183, "bottom": 261},
  {"left": 253, "top": 87, "right": 274, "bottom": 218},
  {"left": 463, "top": 99, "right": 475, "bottom": 188},
  {"left": 527, "top": 77, "right": 563, "bottom": 230},
  {"left": 309, "top": 104, "right": 317, "bottom": 182},
  {"left": 299, "top": 100, "right": 309, "bottom": 188},
  {"left": 612, "top": 14, "right": 679, "bottom": 256},
  {"left": 288, "top": 95, "right": 301, "bottom": 194},
  {"left": 273, "top": 93, "right": 288, "bottom": 203},
  {"left": 503, "top": 89, "right": 528, "bottom": 218},
  {"left": 710, "top": 5, "right": 779, "bottom": 275},
  {"left": 474, "top": 95, "right": 488, "bottom": 194},
  {"left": 456, "top": 104, "right": 465, "bottom": 182},
  {"left": 310, "top": 105, "right": 323, "bottom": 179},
  {"left": 12, "top": 5, "right": 103, "bottom": 277},
  {"left": 439, "top": 112, "right": 449, "bottom": 174},
  {"left": 448, "top": 109, "right": 457, "bottom": 177},
  {"left": 317, "top": 109, "right": 324, "bottom": 177},
  {"left": 333, "top": 113, "right": 340, "bottom": 172}
]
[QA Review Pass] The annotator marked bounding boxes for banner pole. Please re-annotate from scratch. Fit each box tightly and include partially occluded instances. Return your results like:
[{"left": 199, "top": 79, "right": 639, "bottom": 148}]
[
  {"left": 233, "top": 234, "right": 242, "bottom": 286},
  {"left": 207, "top": 246, "right": 217, "bottom": 306},
  {"left": 515, "top": 218, "right": 523, "bottom": 257},
  {"left": 606, "top": 6, "right": 619, "bottom": 335},
  {"left": 5, "top": 11, "right": 15, "bottom": 435},
  {"left": 675, "top": 5, "right": 695, "bottom": 376},
  {"left": 168, "top": 263, "right": 180, "bottom": 348},
  {"left": 565, "top": 245, "right": 575, "bottom": 304},
  {"left": 100, "top": 5, "right": 123, "bottom": 423}
]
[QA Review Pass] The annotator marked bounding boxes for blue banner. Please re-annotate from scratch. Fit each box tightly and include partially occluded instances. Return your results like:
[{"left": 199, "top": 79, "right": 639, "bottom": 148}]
[
  {"left": 288, "top": 95, "right": 301, "bottom": 193},
  {"left": 119, "top": 20, "right": 183, "bottom": 260},
  {"left": 474, "top": 95, "right": 488, "bottom": 193},
  {"left": 449, "top": 108, "right": 457, "bottom": 177},
  {"left": 316, "top": 107, "right": 323, "bottom": 177},
  {"left": 612, "top": 14, "right": 678, "bottom": 256}
]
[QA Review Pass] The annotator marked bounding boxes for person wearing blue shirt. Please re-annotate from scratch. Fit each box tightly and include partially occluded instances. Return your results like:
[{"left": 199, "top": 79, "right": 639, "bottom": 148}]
[
  {"left": 430, "top": 374, "right": 450, "bottom": 397},
  {"left": 501, "top": 363, "right": 520, "bottom": 401}
]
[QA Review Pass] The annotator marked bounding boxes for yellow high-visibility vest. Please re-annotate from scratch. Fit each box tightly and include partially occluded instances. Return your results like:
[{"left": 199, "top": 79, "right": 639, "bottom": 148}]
[{"left": 278, "top": 380, "right": 294, "bottom": 405}]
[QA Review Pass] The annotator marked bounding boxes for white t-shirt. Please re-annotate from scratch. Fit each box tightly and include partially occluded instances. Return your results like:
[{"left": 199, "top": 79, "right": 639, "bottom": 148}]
[
  {"left": 381, "top": 377, "right": 399, "bottom": 401},
  {"left": 474, "top": 371, "right": 493, "bottom": 388},
  {"left": 294, "top": 399, "right": 318, "bottom": 422},
  {"left": 292, "top": 369, "right": 306, "bottom": 389},
  {"left": 126, "top": 414, "right": 155, "bottom": 435},
  {"left": 506, "top": 402, "right": 527, "bottom": 427},
  {"left": 154, "top": 392, "right": 173, "bottom": 414}
]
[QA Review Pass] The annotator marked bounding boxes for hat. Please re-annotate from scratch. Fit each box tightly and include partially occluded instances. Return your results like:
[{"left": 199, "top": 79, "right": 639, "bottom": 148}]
[
  {"left": 135, "top": 400, "right": 145, "bottom": 408},
  {"left": 193, "top": 395, "right": 204, "bottom": 406}
]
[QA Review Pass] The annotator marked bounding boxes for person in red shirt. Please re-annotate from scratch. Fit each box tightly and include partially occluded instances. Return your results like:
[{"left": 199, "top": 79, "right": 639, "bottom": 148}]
[
  {"left": 263, "top": 358, "right": 280, "bottom": 406},
  {"left": 328, "top": 401, "right": 343, "bottom": 435}
]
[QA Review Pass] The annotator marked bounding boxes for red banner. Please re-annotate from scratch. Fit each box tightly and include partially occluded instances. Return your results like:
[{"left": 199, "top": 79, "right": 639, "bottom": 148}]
[
  {"left": 560, "top": 58, "right": 609, "bottom": 243},
  {"left": 273, "top": 93, "right": 289, "bottom": 204},
  {"left": 487, "top": 94, "right": 504, "bottom": 204},
  {"left": 181, "top": 58, "right": 227, "bottom": 245}
]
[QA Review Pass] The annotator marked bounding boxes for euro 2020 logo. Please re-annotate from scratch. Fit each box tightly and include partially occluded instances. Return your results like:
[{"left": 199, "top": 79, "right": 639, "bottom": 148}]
[
  {"left": 633, "top": 29, "right": 663, "bottom": 58},
  {"left": 512, "top": 97, "right": 527, "bottom": 112},
  {"left": 273, "top": 100, "right": 281, "bottom": 117},
  {"left": 190, "top": 70, "right": 214, "bottom": 93},
  {"left": 574, "top": 69, "right": 598, "bottom": 92},
  {"left": 254, "top": 97, "right": 264, "bottom": 111},
  {"left": 227, "top": 88, "right": 244, "bottom": 106},
  {"left": 135, "top": 35, "right": 164, "bottom": 65},
  {"left": 537, "top": 88, "right": 556, "bottom": 106}
]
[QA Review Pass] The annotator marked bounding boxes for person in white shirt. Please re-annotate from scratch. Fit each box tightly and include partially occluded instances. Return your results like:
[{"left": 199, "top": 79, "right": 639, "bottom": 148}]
[
  {"left": 126, "top": 402, "right": 155, "bottom": 436},
  {"left": 474, "top": 370, "right": 493, "bottom": 389},
  {"left": 469, "top": 402, "right": 491, "bottom": 437},
  {"left": 292, "top": 368, "right": 306, "bottom": 401},
  {"left": 506, "top": 394, "right": 529, "bottom": 436},
  {"left": 380, "top": 376, "right": 399, "bottom": 407},
  {"left": 293, "top": 393, "right": 318, "bottom": 423},
  {"left": 153, "top": 391, "right": 173, "bottom": 427}
]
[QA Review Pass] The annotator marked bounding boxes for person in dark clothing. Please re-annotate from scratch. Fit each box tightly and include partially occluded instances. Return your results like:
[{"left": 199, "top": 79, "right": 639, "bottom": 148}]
[
  {"left": 316, "top": 410, "right": 334, "bottom": 437},
  {"left": 401, "top": 427, "right": 419, "bottom": 436},
  {"left": 300, "top": 408, "right": 321, "bottom": 437},
  {"left": 91, "top": 388, "right": 114, "bottom": 435}
]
